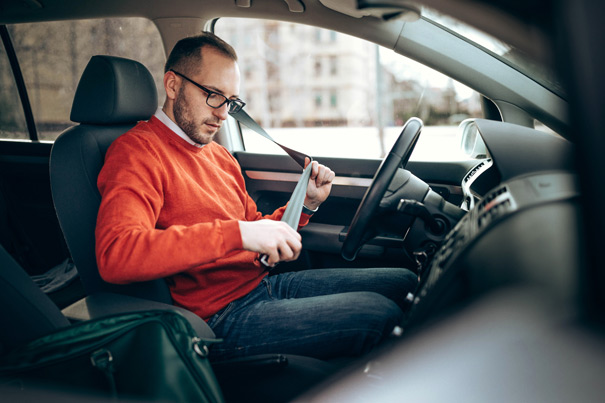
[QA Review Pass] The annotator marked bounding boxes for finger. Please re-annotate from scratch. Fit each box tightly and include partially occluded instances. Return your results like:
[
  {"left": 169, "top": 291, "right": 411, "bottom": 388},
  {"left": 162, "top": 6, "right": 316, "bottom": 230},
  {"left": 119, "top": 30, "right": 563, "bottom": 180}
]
[
  {"left": 288, "top": 233, "right": 302, "bottom": 250},
  {"left": 291, "top": 243, "right": 301, "bottom": 260},
  {"left": 280, "top": 237, "right": 301, "bottom": 261},
  {"left": 326, "top": 168, "right": 335, "bottom": 184},
  {"left": 310, "top": 160, "right": 319, "bottom": 180},
  {"left": 316, "top": 166, "right": 327, "bottom": 185},
  {"left": 304, "top": 157, "right": 311, "bottom": 169},
  {"left": 316, "top": 165, "right": 333, "bottom": 186},
  {"left": 278, "top": 243, "right": 294, "bottom": 261},
  {"left": 284, "top": 248, "right": 300, "bottom": 262},
  {"left": 280, "top": 221, "right": 302, "bottom": 241},
  {"left": 283, "top": 226, "right": 301, "bottom": 248},
  {"left": 266, "top": 249, "right": 280, "bottom": 267},
  {"left": 272, "top": 224, "right": 301, "bottom": 263}
]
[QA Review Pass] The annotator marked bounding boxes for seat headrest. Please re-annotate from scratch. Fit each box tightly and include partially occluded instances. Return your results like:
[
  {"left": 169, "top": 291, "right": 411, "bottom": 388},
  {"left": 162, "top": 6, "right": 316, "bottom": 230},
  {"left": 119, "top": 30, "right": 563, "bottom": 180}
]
[{"left": 70, "top": 55, "right": 158, "bottom": 125}]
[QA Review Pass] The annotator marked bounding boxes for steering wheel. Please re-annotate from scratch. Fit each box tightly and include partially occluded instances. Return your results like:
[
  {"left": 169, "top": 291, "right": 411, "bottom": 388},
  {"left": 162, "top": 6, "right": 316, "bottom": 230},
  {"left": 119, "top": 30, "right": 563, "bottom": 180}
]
[{"left": 342, "top": 117, "right": 424, "bottom": 261}]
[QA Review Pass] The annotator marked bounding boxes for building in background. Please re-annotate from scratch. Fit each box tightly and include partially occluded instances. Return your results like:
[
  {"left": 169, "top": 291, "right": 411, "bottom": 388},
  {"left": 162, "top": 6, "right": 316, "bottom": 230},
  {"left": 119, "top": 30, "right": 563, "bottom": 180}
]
[{"left": 218, "top": 18, "right": 481, "bottom": 130}]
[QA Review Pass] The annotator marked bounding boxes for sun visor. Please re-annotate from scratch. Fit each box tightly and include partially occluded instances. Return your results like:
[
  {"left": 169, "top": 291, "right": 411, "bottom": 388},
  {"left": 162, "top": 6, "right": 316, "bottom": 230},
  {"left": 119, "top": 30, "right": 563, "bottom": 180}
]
[{"left": 319, "top": 0, "right": 421, "bottom": 21}]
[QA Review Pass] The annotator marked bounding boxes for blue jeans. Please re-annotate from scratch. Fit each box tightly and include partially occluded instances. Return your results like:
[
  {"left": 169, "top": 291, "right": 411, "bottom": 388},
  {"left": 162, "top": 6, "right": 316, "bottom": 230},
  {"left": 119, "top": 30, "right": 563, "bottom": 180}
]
[{"left": 207, "top": 267, "right": 417, "bottom": 361}]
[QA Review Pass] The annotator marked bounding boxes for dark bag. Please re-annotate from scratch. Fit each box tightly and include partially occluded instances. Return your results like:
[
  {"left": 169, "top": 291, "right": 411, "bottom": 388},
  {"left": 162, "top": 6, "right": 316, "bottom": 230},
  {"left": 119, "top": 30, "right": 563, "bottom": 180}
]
[{"left": 0, "top": 310, "right": 224, "bottom": 402}]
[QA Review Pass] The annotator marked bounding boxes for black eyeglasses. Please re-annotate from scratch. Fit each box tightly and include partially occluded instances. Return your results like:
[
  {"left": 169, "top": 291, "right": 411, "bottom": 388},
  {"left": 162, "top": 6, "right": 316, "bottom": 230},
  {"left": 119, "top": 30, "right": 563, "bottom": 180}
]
[{"left": 169, "top": 69, "right": 246, "bottom": 114}]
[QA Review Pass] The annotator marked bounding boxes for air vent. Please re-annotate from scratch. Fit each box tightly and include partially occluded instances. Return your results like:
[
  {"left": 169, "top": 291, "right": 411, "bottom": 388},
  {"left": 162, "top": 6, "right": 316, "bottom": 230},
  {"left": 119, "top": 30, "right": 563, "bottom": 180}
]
[
  {"left": 476, "top": 186, "right": 516, "bottom": 229},
  {"left": 477, "top": 185, "right": 507, "bottom": 211},
  {"left": 464, "top": 160, "right": 486, "bottom": 183}
]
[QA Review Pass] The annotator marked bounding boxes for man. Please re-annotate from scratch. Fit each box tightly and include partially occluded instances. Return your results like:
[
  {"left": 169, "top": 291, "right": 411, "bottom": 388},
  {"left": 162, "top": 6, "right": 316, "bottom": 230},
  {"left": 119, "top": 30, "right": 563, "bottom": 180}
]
[{"left": 95, "top": 32, "right": 417, "bottom": 361}]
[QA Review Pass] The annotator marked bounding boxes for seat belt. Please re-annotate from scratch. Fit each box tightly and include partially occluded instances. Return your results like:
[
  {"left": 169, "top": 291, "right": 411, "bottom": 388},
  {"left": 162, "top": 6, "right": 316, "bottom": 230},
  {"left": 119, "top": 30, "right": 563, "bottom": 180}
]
[
  {"left": 229, "top": 110, "right": 313, "bottom": 267},
  {"left": 229, "top": 109, "right": 313, "bottom": 231}
]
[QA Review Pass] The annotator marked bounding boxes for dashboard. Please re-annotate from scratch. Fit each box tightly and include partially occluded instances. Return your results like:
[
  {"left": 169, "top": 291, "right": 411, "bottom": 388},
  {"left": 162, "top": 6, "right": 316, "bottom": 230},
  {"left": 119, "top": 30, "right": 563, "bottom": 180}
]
[
  {"left": 407, "top": 170, "right": 580, "bottom": 327},
  {"left": 404, "top": 119, "right": 580, "bottom": 328},
  {"left": 459, "top": 118, "right": 574, "bottom": 209}
]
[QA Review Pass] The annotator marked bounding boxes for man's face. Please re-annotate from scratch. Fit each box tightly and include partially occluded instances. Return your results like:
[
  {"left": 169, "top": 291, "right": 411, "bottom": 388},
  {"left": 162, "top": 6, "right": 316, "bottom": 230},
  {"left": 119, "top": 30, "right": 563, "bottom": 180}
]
[{"left": 173, "top": 47, "right": 241, "bottom": 144}]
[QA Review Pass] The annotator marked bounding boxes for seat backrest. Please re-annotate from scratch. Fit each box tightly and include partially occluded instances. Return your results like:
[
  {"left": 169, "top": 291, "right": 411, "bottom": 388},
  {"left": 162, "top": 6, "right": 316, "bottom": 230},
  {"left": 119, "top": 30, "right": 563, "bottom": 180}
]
[
  {"left": 0, "top": 244, "right": 70, "bottom": 353},
  {"left": 50, "top": 55, "right": 172, "bottom": 303}
]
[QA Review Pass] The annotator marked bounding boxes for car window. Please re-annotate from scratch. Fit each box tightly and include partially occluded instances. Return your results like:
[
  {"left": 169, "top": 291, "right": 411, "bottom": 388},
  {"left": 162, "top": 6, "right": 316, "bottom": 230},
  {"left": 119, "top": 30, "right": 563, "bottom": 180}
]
[
  {"left": 215, "top": 18, "right": 483, "bottom": 161},
  {"left": 5, "top": 18, "right": 166, "bottom": 141},
  {"left": 0, "top": 36, "right": 28, "bottom": 140}
]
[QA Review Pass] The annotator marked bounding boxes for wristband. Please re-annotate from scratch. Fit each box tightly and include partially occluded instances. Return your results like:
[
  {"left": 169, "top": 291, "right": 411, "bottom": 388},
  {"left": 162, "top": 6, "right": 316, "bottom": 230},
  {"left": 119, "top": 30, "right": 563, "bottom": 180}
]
[{"left": 302, "top": 204, "right": 319, "bottom": 215}]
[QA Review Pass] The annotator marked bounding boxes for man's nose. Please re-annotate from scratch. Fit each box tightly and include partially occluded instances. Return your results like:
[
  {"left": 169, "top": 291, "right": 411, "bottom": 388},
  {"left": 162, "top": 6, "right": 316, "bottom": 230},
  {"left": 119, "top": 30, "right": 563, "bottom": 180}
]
[{"left": 213, "top": 103, "right": 229, "bottom": 120}]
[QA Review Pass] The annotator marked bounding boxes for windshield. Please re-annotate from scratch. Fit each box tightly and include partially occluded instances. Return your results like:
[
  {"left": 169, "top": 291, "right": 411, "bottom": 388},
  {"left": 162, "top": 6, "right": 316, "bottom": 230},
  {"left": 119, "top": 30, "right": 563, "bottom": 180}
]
[
  {"left": 422, "top": 9, "right": 565, "bottom": 98},
  {"left": 215, "top": 17, "right": 483, "bottom": 161}
]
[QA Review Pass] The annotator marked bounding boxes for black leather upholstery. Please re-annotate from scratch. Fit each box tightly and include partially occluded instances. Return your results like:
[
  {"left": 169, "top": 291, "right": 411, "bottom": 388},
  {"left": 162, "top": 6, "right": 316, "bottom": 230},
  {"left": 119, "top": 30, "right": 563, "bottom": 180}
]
[
  {"left": 50, "top": 55, "right": 171, "bottom": 303},
  {"left": 70, "top": 55, "right": 157, "bottom": 124},
  {"left": 0, "top": 245, "right": 69, "bottom": 353}
]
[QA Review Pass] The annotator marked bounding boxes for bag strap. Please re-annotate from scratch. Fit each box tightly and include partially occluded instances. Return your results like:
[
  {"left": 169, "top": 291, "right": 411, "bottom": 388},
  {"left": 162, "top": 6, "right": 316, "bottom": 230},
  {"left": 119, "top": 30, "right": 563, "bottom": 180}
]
[{"left": 229, "top": 109, "right": 313, "bottom": 230}]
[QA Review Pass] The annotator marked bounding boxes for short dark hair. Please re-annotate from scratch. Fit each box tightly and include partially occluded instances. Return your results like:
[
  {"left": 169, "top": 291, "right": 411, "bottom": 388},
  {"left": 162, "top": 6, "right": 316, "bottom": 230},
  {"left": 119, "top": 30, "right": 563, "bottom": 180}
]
[{"left": 164, "top": 32, "right": 238, "bottom": 75}]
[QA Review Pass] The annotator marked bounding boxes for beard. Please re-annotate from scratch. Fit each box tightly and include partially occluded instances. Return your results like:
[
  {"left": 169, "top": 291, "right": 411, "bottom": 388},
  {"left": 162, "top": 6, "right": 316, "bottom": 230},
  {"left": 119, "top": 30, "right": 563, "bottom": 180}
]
[{"left": 173, "top": 86, "right": 220, "bottom": 145}]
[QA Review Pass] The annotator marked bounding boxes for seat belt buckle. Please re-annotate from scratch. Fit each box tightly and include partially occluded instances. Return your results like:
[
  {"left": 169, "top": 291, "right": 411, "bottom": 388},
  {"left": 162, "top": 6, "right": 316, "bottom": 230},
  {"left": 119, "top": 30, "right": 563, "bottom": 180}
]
[{"left": 259, "top": 254, "right": 278, "bottom": 268}]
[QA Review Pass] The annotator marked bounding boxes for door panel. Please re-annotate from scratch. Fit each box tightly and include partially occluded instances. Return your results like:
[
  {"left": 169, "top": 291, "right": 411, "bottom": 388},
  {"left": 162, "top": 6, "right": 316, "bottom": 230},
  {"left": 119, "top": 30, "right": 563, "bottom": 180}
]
[
  {"left": 0, "top": 141, "right": 69, "bottom": 274},
  {"left": 235, "top": 151, "right": 475, "bottom": 270}
]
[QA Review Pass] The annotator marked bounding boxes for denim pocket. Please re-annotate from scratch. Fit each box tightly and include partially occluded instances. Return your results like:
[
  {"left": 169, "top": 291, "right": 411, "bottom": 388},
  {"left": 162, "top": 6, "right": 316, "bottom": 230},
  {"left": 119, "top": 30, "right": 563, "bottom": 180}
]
[
  {"left": 207, "top": 301, "right": 235, "bottom": 329},
  {"left": 262, "top": 277, "right": 274, "bottom": 299}
]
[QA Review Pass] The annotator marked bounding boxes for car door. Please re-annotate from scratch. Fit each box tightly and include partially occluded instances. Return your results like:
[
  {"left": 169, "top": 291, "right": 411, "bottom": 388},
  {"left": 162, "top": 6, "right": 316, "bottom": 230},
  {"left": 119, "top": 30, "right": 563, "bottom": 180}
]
[{"left": 214, "top": 18, "right": 483, "bottom": 272}]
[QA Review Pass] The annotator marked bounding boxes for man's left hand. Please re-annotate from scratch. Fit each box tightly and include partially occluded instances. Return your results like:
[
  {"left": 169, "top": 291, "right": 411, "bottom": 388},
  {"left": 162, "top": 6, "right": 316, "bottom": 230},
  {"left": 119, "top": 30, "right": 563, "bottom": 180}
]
[{"left": 304, "top": 158, "right": 335, "bottom": 210}]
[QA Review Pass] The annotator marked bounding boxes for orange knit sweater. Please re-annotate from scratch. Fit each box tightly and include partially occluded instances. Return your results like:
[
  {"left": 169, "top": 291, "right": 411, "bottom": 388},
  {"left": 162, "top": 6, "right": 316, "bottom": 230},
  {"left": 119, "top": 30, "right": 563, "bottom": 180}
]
[{"left": 95, "top": 116, "right": 310, "bottom": 320}]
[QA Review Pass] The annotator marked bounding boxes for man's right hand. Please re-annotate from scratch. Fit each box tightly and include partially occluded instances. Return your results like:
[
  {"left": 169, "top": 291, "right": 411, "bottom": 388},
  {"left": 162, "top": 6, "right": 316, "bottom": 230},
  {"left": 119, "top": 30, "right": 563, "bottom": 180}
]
[{"left": 239, "top": 220, "right": 302, "bottom": 266}]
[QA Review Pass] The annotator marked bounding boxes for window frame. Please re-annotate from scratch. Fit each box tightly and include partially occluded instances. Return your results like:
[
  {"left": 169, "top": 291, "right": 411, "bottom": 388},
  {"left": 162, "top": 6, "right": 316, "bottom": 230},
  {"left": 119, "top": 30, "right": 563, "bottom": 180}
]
[
  {"left": 0, "top": 24, "right": 38, "bottom": 141},
  {"left": 3, "top": 17, "right": 166, "bottom": 143}
]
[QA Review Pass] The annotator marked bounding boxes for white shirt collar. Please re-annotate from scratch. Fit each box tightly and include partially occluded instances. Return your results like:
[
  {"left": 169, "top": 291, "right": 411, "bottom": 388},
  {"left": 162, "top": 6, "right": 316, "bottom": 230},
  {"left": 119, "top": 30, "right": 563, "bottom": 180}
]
[{"left": 154, "top": 107, "right": 204, "bottom": 148}]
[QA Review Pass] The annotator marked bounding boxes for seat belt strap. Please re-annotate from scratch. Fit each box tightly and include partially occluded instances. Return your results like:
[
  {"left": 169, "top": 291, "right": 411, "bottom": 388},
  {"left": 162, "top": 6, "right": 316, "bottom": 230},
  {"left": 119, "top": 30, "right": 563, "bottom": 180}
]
[
  {"left": 230, "top": 110, "right": 310, "bottom": 168},
  {"left": 229, "top": 109, "right": 313, "bottom": 230}
]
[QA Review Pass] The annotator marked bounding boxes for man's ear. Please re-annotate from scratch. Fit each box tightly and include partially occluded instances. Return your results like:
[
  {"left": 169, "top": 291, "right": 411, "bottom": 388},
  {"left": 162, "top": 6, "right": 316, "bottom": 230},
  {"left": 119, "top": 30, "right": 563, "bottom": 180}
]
[{"left": 164, "top": 70, "right": 179, "bottom": 101}]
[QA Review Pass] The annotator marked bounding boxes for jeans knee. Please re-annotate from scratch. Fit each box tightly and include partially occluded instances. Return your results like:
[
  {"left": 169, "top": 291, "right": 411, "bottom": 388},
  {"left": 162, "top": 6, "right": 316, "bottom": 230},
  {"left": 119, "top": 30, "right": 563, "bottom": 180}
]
[
  {"left": 352, "top": 292, "right": 403, "bottom": 334},
  {"left": 367, "top": 268, "right": 418, "bottom": 309},
  {"left": 337, "top": 292, "right": 402, "bottom": 356},
  {"left": 391, "top": 267, "right": 419, "bottom": 291}
]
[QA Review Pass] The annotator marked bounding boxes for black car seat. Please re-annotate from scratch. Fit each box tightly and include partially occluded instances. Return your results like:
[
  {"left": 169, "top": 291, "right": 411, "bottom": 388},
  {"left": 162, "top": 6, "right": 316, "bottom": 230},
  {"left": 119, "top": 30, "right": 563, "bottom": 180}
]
[
  {"left": 50, "top": 55, "right": 170, "bottom": 302},
  {"left": 0, "top": 244, "right": 70, "bottom": 355},
  {"left": 49, "top": 55, "right": 336, "bottom": 402}
]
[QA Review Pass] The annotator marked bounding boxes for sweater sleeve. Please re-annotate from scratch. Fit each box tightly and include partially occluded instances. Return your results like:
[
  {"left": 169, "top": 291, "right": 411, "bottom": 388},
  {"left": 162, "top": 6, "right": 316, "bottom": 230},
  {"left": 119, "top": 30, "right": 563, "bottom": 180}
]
[{"left": 95, "top": 134, "right": 242, "bottom": 284}]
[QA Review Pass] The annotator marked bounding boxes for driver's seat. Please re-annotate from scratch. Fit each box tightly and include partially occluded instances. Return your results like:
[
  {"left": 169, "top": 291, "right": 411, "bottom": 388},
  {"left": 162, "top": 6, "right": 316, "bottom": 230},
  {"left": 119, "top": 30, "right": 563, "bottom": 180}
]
[
  {"left": 50, "top": 55, "right": 335, "bottom": 402},
  {"left": 50, "top": 55, "right": 170, "bottom": 302}
]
